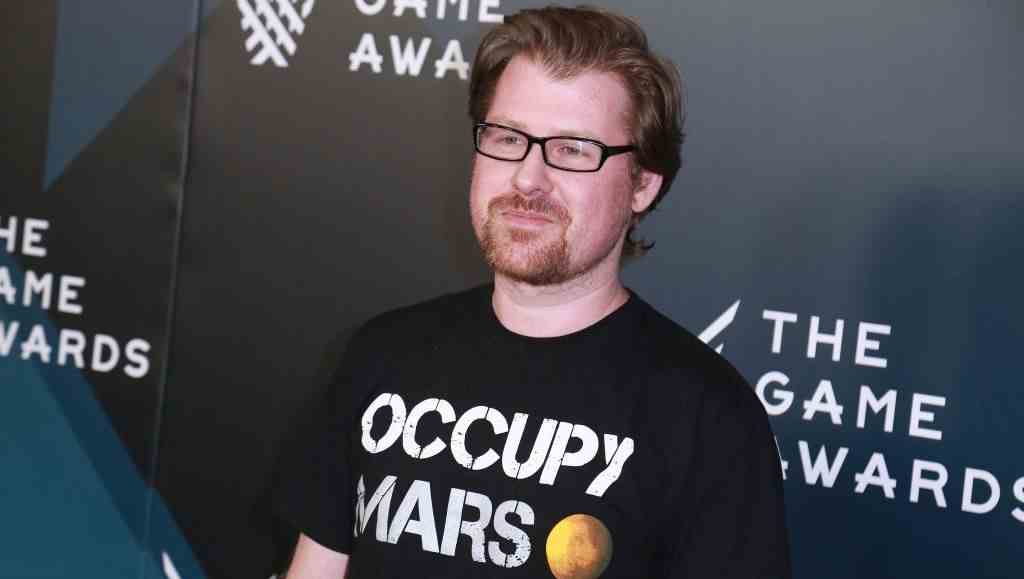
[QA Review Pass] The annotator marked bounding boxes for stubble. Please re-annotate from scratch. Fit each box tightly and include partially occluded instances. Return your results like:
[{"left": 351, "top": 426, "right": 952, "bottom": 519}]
[{"left": 478, "top": 194, "right": 574, "bottom": 285}]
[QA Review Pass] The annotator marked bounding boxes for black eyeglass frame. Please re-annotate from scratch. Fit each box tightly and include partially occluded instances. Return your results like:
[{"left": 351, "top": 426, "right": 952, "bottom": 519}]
[{"left": 473, "top": 122, "right": 636, "bottom": 173}]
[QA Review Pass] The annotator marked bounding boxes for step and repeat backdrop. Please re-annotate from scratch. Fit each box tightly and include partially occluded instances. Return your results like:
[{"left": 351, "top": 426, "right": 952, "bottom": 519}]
[
  {"left": 1, "top": 1, "right": 206, "bottom": 578},
  {"left": 2, "top": 0, "right": 1022, "bottom": 578}
]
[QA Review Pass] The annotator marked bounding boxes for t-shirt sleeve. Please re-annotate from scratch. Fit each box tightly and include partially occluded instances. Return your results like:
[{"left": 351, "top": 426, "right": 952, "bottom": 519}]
[
  {"left": 660, "top": 377, "right": 792, "bottom": 579},
  {"left": 272, "top": 327, "right": 375, "bottom": 554}
]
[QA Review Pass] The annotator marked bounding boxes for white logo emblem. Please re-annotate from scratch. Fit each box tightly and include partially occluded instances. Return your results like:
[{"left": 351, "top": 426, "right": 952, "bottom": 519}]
[
  {"left": 698, "top": 299, "right": 741, "bottom": 353},
  {"left": 162, "top": 552, "right": 182, "bottom": 579},
  {"left": 238, "top": 0, "right": 316, "bottom": 67}
]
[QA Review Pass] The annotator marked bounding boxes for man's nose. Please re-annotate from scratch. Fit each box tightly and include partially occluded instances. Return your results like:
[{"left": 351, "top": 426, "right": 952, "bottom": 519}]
[{"left": 512, "top": 143, "right": 553, "bottom": 197}]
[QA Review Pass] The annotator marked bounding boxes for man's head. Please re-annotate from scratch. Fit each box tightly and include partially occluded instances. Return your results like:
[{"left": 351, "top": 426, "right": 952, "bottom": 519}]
[{"left": 468, "top": 6, "right": 684, "bottom": 286}]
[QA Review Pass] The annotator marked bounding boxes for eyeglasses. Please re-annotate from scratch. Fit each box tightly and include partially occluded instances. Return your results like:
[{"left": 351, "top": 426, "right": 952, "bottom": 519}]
[{"left": 473, "top": 122, "right": 636, "bottom": 173}]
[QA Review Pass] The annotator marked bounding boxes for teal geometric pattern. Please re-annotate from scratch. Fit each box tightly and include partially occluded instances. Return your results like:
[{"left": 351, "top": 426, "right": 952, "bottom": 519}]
[{"left": 44, "top": 0, "right": 218, "bottom": 188}]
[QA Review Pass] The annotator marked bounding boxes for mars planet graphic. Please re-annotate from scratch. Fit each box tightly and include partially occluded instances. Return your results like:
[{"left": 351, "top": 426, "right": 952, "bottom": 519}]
[{"left": 545, "top": 513, "right": 613, "bottom": 579}]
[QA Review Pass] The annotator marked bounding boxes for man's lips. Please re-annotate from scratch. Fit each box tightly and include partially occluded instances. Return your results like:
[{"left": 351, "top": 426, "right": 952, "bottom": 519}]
[{"left": 500, "top": 209, "right": 557, "bottom": 225}]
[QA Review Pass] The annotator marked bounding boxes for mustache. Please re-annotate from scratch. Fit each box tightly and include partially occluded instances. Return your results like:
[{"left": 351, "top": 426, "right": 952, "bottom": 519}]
[{"left": 488, "top": 194, "right": 570, "bottom": 224}]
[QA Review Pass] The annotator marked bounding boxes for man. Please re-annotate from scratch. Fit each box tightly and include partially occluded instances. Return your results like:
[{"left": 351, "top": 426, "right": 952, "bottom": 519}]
[{"left": 277, "top": 6, "right": 790, "bottom": 578}]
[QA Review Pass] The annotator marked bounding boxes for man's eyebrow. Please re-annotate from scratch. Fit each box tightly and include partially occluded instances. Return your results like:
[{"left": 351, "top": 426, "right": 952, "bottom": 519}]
[
  {"left": 489, "top": 117, "right": 528, "bottom": 131},
  {"left": 488, "top": 117, "right": 603, "bottom": 141}
]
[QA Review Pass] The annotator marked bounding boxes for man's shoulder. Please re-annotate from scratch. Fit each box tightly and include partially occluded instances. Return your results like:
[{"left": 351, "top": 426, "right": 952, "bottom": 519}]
[
  {"left": 628, "top": 293, "right": 762, "bottom": 418},
  {"left": 628, "top": 294, "right": 738, "bottom": 377}
]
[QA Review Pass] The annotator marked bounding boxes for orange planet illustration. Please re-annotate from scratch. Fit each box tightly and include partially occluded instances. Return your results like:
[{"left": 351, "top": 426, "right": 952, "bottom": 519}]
[{"left": 545, "top": 513, "right": 613, "bottom": 579}]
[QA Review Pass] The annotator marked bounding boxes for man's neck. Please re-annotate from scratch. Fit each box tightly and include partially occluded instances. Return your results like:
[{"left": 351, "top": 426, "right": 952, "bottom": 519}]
[{"left": 491, "top": 269, "right": 630, "bottom": 338}]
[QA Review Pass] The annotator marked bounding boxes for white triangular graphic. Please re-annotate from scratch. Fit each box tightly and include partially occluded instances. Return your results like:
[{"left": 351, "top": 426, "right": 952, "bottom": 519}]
[
  {"left": 698, "top": 299, "right": 741, "bottom": 354},
  {"left": 162, "top": 552, "right": 182, "bottom": 579}
]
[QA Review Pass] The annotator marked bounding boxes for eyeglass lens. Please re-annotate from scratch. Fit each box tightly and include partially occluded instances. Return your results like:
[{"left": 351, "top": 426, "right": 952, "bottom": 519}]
[{"left": 476, "top": 125, "right": 603, "bottom": 171}]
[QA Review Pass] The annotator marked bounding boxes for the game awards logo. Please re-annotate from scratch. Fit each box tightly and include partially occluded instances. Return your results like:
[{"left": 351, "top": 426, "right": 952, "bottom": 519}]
[
  {"left": 698, "top": 299, "right": 740, "bottom": 354},
  {"left": 237, "top": 0, "right": 316, "bottom": 67}
]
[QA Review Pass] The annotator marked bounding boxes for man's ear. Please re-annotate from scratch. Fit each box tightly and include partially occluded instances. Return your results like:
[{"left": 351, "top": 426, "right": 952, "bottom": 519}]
[{"left": 631, "top": 168, "right": 663, "bottom": 213}]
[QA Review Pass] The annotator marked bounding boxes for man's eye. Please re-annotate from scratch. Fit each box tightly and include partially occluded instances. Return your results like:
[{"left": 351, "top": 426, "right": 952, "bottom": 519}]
[
  {"left": 555, "top": 142, "right": 593, "bottom": 157},
  {"left": 485, "top": 131, "right": 522, "bottom": 147}
]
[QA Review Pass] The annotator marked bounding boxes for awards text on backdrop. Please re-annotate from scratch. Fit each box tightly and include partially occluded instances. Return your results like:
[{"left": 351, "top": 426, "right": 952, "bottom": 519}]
[
  {"left": 748, "top": 308, "right": 1024, "bottom": 525},
  {"left": 0, "top": 216, "right": 152, "bottom": 379},
  {"left": 349, "top": 0, "right": 505, "bottom": 79}
]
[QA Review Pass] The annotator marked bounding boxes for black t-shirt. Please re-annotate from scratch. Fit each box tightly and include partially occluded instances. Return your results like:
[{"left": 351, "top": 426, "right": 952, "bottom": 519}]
[{"left": 276, "top": 285, "right": 791, "bottom": 578}]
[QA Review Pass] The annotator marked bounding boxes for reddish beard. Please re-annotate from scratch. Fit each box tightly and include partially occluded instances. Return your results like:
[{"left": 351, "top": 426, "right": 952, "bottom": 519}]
[{"left": 478, "top": 194, "right": 574, "bottom": 285}]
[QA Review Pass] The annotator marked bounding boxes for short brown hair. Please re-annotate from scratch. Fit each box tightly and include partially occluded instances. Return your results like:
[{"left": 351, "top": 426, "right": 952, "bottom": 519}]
[{"left": 469, "top": 5, "right": 685, "bottom": 257}]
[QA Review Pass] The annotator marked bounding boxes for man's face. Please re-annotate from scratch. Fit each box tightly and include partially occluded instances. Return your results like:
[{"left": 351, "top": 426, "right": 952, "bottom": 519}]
[{"left": 470, "top": 56, "right": 654, "bottom": 286}]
